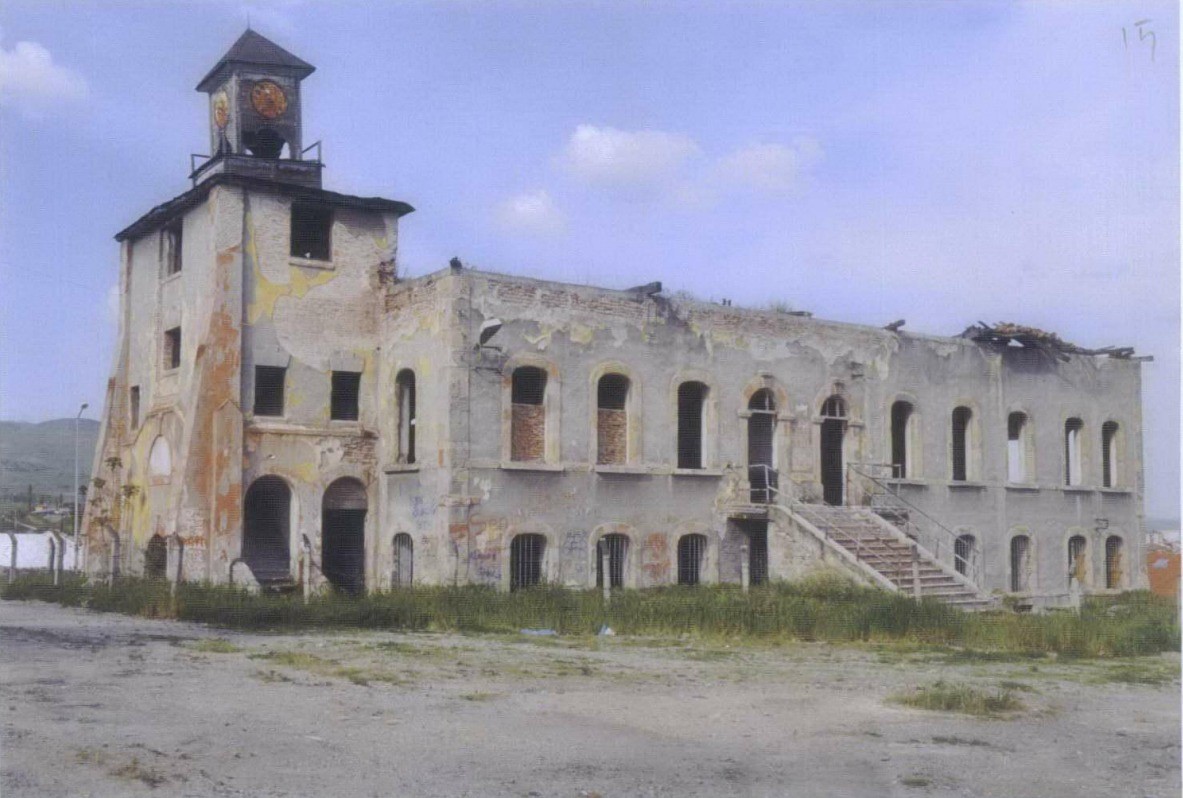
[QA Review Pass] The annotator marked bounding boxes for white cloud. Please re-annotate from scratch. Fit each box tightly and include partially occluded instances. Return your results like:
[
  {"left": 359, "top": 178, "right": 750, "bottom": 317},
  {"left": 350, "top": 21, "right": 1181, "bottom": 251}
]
[
  {"left": 0, "top": 38, "right": 88, "bottom": 118},
  {"left": 715, "top": 138, "right": 823, "bottom": 194},
  {"left": 494, "top": 189, "right": 566, "bottom": 237},
  {"left": 559, "top": 125, "right": 701, "bottom": 190}
]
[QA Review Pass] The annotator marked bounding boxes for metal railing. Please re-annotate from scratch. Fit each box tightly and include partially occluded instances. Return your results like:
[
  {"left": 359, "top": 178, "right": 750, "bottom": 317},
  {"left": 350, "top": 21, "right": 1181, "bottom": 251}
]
[
  {"left": 747, "top": 463, "right": 780, "bottom": 504},
  {"left": 845, "top": 463, "right": 983, "bottom": 588}
]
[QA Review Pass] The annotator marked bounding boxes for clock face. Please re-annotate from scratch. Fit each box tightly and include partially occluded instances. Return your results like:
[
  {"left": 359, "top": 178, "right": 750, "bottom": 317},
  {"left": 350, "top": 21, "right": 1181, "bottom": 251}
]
[
  {"left": 211, "top": 91, "right": 230, "bottom": 129},
  {"left": 250, "top": 80, "right": 288, "bottom": 119}
]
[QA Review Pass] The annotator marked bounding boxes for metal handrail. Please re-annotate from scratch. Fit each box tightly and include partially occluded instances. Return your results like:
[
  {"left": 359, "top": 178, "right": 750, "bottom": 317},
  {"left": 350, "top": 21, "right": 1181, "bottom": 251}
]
[
  {"left": 846, "top": 463, "right": 982, "bottom": 587},
  {"left": 301, "top": 140, "right": 323, "bottom": 163}
]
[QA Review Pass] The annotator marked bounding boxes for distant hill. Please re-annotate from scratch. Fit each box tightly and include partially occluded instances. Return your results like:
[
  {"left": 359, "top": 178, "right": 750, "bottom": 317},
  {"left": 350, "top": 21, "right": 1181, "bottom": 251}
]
[{"left": 0, "top": 419, "right": 101, "bottom": 501}]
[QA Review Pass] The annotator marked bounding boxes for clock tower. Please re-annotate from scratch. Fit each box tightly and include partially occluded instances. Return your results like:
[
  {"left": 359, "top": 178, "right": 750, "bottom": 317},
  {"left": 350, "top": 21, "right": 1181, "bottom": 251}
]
[{"left": 193, "top": 30, "right": 322, "bottom": 187}]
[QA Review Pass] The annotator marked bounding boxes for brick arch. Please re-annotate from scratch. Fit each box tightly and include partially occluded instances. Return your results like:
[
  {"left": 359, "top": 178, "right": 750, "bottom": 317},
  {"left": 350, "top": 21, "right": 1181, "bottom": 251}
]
[
  {"left": 502, "top": 354, "right": 561, "bottom": 464},
  {"left": 588, "top": 361, "right": 642, "bottom": 466}
]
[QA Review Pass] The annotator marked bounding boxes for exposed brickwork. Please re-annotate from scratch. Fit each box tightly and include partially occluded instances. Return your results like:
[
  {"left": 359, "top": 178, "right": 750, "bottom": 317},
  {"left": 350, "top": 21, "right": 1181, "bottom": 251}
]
[
  {"left": 511, "top": 403, "right": 545, "bottom": 461},
  {"left": 597, "top": 408, "right": 627, "bottom": 465}
]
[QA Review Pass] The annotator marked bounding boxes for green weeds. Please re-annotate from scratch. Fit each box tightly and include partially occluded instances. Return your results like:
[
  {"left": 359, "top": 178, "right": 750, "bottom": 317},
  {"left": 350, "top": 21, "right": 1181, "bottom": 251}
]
[{"left": 890, "top": 681, "right": 1025, "bottom": 716}]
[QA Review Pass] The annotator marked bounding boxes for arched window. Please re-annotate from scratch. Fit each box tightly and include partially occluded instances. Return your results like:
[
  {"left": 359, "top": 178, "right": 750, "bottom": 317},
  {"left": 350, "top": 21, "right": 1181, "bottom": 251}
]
[
  {"left": 392, "top": 532, "right": 413, "bottom": 587},
  {"left": 954, "top": 534, "right": 976, "bottom": 577},
  {"left": 595, "top": 533, "right": 629, "bottom": 589},
  {"left": 396, "top": 370, "right": 416, "bottom": 465},
  {"left": 1068, "top": 535, "right": 1088, "bottom": 585},
  {"left": 243, "top": 476, "right": 292, "bottom": 584},
  {"left": 951, "top": 406, "right": 972, "bottom": 482},
  {"left": 1007, "top": 412, "right": 1031, "bottom": 483},
  {"left": 510, "top": 533, "right": 546, "bottom": 591},
  {"left": 596, "top": 374, "right": 630, "bottom": 465},
  {"left": 1101, "top": 421, "right": 1119, "bottom": 488},
  {"left": 511, "top": 367, "right": 547, "bottom": 462},
  {"left": 1010, "top": 535, "right": 1032, "bottom": 592},
  {"left": 890, "top": 400, "right": 914, "bottom": 479},
  {"left": 677, "top": 382, "right": 708, "bottom": 469},
  {"left": 322, "top": 478, "right": 367, "bottom": 595},
  {"left": 748, "top": 389, "right": 778, "bottom": 502},
  {"left": 148, "top": 436, "right": 172, "bottom": 477},
  {"left": 1105, "top": 536, "right": 1124, "bottom": 589},
  {"left": 819, "top": 396, "right": 847, "bottom": 506},
  {"left": 1064, "top": 418, "right": 1084, "bottom": 486},
  {"left": 677, "top": 534, "right": 707, "bottom": 586},
  {"left": 145, "top": 535, "right": 167, "bottom": 580}
]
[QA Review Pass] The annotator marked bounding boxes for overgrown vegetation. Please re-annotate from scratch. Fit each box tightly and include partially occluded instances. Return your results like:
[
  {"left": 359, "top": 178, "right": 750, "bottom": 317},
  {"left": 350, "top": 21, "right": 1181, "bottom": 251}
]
[
  {"left": 2, "top": 572, "right": 1178, "bottom": 658},
  {"left": 889, "top": 681, "right": 1025, "bottom": 716}
]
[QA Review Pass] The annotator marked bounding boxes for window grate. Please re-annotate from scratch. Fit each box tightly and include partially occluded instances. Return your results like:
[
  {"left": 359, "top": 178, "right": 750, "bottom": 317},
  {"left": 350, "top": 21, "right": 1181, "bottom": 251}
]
[
  {"left": 254, "top": 366, "right": 286, "bottom": 417},
  {"left": 677, "top": 534, "right": 706, "bottom": 586}
]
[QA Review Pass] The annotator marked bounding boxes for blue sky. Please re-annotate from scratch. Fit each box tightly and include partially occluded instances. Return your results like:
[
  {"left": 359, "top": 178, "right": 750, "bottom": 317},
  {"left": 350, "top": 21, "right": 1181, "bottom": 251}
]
[{"left": 0, "top": 1, "right": 1177, "bottom": 517}]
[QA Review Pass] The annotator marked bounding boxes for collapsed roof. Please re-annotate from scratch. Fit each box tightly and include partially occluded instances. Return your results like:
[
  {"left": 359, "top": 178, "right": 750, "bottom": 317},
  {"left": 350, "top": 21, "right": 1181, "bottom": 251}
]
[{"left": 960, "top": 321, "right": 1137, "bottom": 361}]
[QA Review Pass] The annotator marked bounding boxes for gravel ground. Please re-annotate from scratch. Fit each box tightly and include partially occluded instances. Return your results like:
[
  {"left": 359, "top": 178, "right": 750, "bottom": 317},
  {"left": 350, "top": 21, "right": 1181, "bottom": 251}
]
[{"left": 1, "top": 600, "right": 1178, "bottom": 797}]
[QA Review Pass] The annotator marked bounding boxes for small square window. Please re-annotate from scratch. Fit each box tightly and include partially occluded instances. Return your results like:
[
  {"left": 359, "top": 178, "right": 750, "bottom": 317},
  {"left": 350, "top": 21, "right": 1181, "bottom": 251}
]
[
  {"left": 163, "top": 327, "right": 182, "bottom": 371},
  {"left": 129, "top": 386, "right": 141, "bottom": 429},
  {"left": 254, "top": 366, "right": 286, "bottom": 417},
  {"left": 330, "top": 371, "right": 360, "bottom": 421},
  {"left": 290, "top": 202, "right": 332, "bottom": 261},
  {"left": 164, "top": 219, "right": 183, "bottom": 275}
]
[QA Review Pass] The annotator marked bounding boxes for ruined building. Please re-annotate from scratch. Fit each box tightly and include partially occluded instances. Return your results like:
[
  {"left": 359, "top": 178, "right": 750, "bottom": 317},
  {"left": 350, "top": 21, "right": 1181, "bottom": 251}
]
[{"left": 84, "top": 31, "right": 1149, "bottom": 608}]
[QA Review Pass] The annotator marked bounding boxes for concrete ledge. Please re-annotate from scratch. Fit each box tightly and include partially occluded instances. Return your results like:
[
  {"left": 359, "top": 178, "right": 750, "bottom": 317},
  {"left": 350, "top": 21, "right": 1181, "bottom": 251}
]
[
  {"left": 247, "top": 421, "right": 369, "bottom": 438},
  {"left": 498, "top": 461, "right": 565, "bottom": 473},
  {"left": 1005, "top": 483, "right": 1041, "bottom": 492},
  {"left": 672, "top": 468, "right": 725, "bottom": 477},
  {"left": 1098, "top": 487, "right": 1133, "bottom": 495},
  {"left": 947, "top": 481, "right": 988, "bottom": 489},
  {"left": 594, "top": 465, "right": 658, "bottom": 475},
  {"left": 886, "top": 478, "right": 929, "bottom": 488},
  {"left": 1061, "top": 485, "right": 1096, "bottom": 494},
  {"left": 382, "top": 463, "right": 421, "bottom": 474}
]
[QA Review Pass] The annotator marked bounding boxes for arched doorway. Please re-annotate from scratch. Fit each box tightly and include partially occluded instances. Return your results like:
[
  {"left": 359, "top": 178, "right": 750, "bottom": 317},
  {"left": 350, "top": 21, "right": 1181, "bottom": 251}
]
[
  {"left": 677, "top": 534, "right": 707, "bottom": 586},
  {"left": 392, "top": 533, "right": 413, "bottom": 587},
  {"left": 819, "top": 396, "right": 847, "bottom": 505},
  {"left": 595, "top": 533, "right": 629, "bottom": 589},
  {"left": 145, "top": 534, "right": 167, "bottom": 579},
  {"left": 322, "top": 478, "right": 367, "bottom": 595},
  {"left": 510, "top": 533, "right": 546, "bottom": 591},
  {"left": 243, "top": 476, "right": 292, "bottom": 583},
  {"left": 748, "top": 389, "right": 777, "bottom": 503}
]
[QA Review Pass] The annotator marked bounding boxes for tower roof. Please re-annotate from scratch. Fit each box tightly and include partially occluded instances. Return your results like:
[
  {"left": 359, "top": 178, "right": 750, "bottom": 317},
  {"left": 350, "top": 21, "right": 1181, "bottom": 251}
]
[{"left": 196, "top": 30, "right": 315, "bottom": 92}]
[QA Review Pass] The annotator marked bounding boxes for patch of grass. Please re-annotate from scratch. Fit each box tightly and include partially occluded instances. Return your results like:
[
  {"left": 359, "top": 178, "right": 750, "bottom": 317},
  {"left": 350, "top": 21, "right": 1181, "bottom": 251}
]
[
  {"left": 901, "top": 775, "right": 932, "bottom": 788},
  {"left": 458, "top": 691, "right": 498, "bottom": 701},
  {"left": 997, "top": 680, "right": 1036, "bottom": 693},
  {"left": 253, "top": 669, "right": 293, "bottom": 684},
  {"left": 4, "top": 574, "right": 1177, "bottom": 660},
  {"left": 889, "top": 681, "right": 1025, "bottom": 717},
  {"left": 188, "top": 638, "right": 240, "bottom": 654},
  {"left": 1093, "top": 660, "right": 1179, "bottom": 686},
  {"left": 74, "top": 747, "right": 110, "bottom": 765},
  {"left": 110, "top": 757, "right": 168, "bottom": 788},
  {"left": 931, "top": 735, "right": 991, "bottom": 747}
]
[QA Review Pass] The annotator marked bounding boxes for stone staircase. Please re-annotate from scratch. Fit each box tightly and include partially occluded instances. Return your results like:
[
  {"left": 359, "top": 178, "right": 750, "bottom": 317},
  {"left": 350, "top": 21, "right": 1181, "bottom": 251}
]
[{"left": 787, "top": 503, "right": 997, "bottom": 611}]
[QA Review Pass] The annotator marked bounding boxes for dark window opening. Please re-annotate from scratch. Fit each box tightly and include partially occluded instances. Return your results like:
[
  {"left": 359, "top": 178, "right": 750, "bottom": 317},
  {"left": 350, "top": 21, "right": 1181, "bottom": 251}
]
[
  {"left": 677, "top": 534, "right": 707, "bottom": 586},
  {"left": 244, "top": 476, "right": 292, "bottom": 585},
  {"left": 244, "top": 125, "right": 286, "bottom": 159},
  {"left": 392, "top": 533, "right": 413, "bottom": 587},
  {"left": 1101, "top": 421, "right": 1118, "bottom": 488},
  {"left": 164, "top": 219, "right": 183, "bottom": 275},
  {"left": 511, "top": 367, "right": 547, "bottom": 462},
  {"left": 748, "top": 389, "right": 777, "bottom": 503},
  {"left": 954, "top": 534, "right": 975, "bottom": 577},
  {"left": 951, "top": 406, "right": 972, "bottom": 481},
  {"left": 677, "top": 382, "right": 707, "bottom": 469},
  {"left": 396, "top": 370, "right": 417, "bottom": 464},
  {"left": 595, "top": 533, "right": 628, "bottom": 589},
  {"left": 331, "top": 371, "right": 361, "bottom": 421},
  {"left": 890, "top": 400, "right": 913, "bottom": 479},
  {"left": 1064, "top": 417, "right": 1084, "bottom": 486},
  {"left": 145, "top": 535, "right": 167, "bottom": 580},
  {"left": 129, "top": 386, "right": 141, "bottom": 429},
  {"left": 1068, "top": 535, "right": 1087, "bottom": 584},
  {"left": 820, "top": 395, "right": 847, "bottom": 506},
  {"left": 1105, "top": 536, "right": 1123, "bottom": 589},
  {"left": 290, "top": 201, "right": 332, "bottom": 261},
  {"left": 1010, "top": 535, "right": 1031, "bottom": 592},
  {"left": 510, "top": 534, "right": 545, "bottom": 591},
  {"left": 164, "top": 327, "right": 182, "bottom": 370},
  {"left": 744, "top": 521, "right": 769, "bottom": 585},
  {"left": 1007, "top": 412, "right": 1028, "bottom": 483},
  {"left": 254, "top": 366, "right": 286, "bottom": 417},
  {"left": 597, "top": 374, "right": 630, "bottom": 465}
]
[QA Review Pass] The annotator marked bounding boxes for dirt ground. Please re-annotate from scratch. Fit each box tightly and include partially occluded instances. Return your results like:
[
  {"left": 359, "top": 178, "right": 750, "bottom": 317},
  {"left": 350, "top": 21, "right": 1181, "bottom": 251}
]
[{"left": 1, "top": 600, "right": 1178, "bottom": 797}]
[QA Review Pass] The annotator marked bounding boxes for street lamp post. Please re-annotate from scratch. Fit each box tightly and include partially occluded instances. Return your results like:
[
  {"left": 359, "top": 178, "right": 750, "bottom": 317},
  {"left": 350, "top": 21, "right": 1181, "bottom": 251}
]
[{"left": 73, "top": 403, "right": 88, "bottom": 570}]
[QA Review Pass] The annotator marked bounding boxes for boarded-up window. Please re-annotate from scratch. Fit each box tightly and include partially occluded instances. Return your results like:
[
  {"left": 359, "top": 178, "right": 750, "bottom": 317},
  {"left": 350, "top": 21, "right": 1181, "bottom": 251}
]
[
  {"left": 511, "top": 367, "right": 546, "bottom": 462},
  {"left": 129, "top": 386, "right": 140, "bottom": 429},
  {"left": 1064, "top": 418, "right": 1084, "bottom": 486},
  {"left": 890, "top": 401, "right": 913, "bottom": 479},
  {"left": 254, "top": 366, "right": 286, "bottom": 417},
  {"left": 164, "top": 219, "right": 183, "bottom": 276},
  {"left": 677, "top": 534, "right": 706, "bottom": 586},
  {"left": 331, "top": 371, "right": 361, "bottom": 421},
  {"left": 596, "top": 533, "right": 628, "bottom": 589},
  {"left": 597, "top": 374, "right": 629, "bottom": 465},
  {"left": 1101, "top": 421, "right": 1118, "bottom": 488},
  {"left": 677, "top": 382, "right": 707, "bottom": 469},
  {"left": 290, "top": 202, "right": 332, "bottom": 261},
  {"left": 951, "top": 406, "right": 972, "bottom": 481},
  {"left": 1010, "top": 535, "right": 1031, "bottom": 592},
  {"left": 164, "top": 327, "right": 182, "bottom": 370},
  {"left": 1105, "top": 536, "right": 1123, "bottom": 589},
  {"left": 396, "top": 370, "right": 416, "bottom": 464},
  {"left": 510, "top": 533, "right": 545, "bottom": 591}
]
